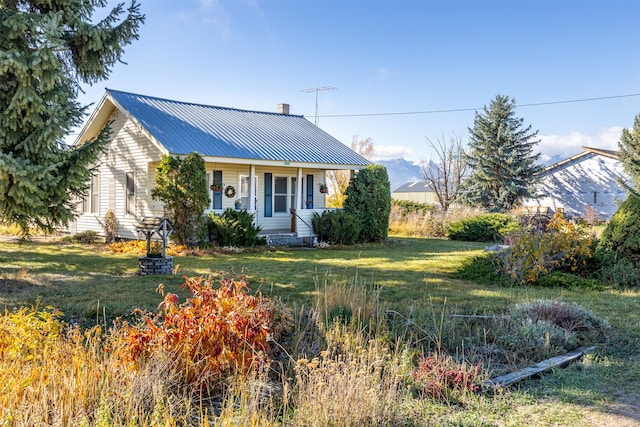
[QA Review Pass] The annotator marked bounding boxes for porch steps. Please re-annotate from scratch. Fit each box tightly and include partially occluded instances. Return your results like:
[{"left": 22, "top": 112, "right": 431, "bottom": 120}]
[{"left": 259, "top": 231, "right": 307, "bottom": 247}]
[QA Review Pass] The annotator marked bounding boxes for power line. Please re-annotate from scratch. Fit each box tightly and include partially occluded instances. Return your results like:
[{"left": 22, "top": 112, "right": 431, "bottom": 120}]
[{"left": 317, "top": 92, "right": 640, "bottom": 119}]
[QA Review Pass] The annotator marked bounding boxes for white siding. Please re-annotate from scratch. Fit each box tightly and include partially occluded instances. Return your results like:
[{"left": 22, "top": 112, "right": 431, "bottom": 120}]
[
  {"left": 71, "top": 108, "right": 333, "bottom": 239},
  {"left": 203, "top": 164, "right": 327, "bottom": 233},
  {"left": 524, "top": 154, "right": 630, "bottom": 220},
  {"left": 73, "top": 110, "right": 164, "bottom": 239}
]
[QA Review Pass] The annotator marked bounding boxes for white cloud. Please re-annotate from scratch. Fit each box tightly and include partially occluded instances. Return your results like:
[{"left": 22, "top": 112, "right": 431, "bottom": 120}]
[
  {"left": 372, "top": 144, "right": 414, "bottom": 161},
  {"left": 536, "top": 126, "right": 623, "bottom": 163},
  {"left": 176, "top": 0, "right": 231, "bottom": 38},
  {"left": 376, "top": 67, "right": 390, "bottom": 79}
]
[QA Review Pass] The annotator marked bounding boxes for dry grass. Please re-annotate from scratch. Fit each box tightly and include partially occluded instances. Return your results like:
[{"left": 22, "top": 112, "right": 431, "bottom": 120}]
[
  {"left": 313, "top": 272, "right": 381, "bottom": 327},
  {"left": 1, "top": 239, "right": 638, "bottom": 426},
  {"left": 389, "top": 205, "right": 485, "bottom": 238},
  {"left": 290, "top": 329, "right": 413, "bottom": 426},
  {"left": 0, "top": 308, "right": 192, "bottom": 426}
]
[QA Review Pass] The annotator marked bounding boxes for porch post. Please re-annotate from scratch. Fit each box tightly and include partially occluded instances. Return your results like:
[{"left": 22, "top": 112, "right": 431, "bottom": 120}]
[
  {"left": 249, "top": 164, "right": 256, "bottom": 211},
  {"left": 296, "top": 168, "right": 303, "bottom": 210}
]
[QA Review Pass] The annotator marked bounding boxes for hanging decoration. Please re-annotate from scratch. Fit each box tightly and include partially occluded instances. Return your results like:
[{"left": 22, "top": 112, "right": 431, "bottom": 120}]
[{"left": 224, "top": 185, "right": 236, "bottom": 198}]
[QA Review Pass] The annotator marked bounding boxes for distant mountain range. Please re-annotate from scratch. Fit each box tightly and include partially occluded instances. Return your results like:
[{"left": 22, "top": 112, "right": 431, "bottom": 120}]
[
  {"left": 377, "top": 154, "right": 563, "bottom": 193},
  {"left": 376, "top": 158, "right": 425, "bottom": 192}
]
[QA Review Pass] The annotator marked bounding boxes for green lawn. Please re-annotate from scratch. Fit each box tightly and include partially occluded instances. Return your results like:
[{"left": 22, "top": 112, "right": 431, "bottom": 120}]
[
  {"left": 1, "top": 237, "right": 639, "bottom": 425},
  {"left": 1, "top": 238, "right": 635, "bottom": 331}
]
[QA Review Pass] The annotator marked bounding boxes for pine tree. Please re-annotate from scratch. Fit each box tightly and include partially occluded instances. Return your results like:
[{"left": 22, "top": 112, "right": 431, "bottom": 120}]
[
  {"left": 460, "top": 95, "right": 543, "bottom": 212},
  {"left": 0, "top": 0, "right": 144, "bottom": 235},
  {"left": 617, "top": 113, "right": 640, "bottom": 193}
]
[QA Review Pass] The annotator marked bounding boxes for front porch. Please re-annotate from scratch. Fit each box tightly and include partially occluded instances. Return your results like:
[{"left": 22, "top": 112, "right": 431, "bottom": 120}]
[{"left": 257, "top": 208, "right": 329, "bottom": 246}]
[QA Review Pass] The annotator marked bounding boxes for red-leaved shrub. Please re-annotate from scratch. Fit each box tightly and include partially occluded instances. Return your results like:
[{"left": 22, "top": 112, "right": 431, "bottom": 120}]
[
  {"left": 412, "top": 354, "right": 482, "bottom": 400},
  {"left": 123, "top": 275, "right": 272, "bottom": 390}
]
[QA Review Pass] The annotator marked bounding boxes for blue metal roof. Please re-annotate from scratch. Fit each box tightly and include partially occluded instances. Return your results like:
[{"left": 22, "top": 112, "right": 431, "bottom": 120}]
[{"left": 107, "top": 89, "right": 369, "bottom": 166}]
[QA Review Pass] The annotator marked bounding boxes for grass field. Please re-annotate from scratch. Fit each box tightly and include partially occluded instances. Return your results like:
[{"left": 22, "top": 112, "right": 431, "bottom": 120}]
[{"left": 1, "top": 237, "right": 639, "bottom": 425}]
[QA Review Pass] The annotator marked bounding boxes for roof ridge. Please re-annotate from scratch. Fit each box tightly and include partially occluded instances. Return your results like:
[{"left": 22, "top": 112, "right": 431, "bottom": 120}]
[{"left": 106, "top": 88, "right": 305, "bottom": 118}]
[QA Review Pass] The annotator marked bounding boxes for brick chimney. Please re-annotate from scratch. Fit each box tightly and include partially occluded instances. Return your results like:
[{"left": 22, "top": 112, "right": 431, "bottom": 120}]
[{"left": 277, "top": 103, "right": 290, "bottom": 115}]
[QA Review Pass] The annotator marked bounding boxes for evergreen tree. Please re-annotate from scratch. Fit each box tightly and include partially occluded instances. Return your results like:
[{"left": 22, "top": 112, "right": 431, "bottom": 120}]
[
  {"left": 151, "top": 153, "right": 210, "bottom": 247},
  {"left": 617, "top": 113, "right": 640, "bottom": 193},
  {"left": 0, "top": 0, "right": 144, "bottom": 234},
  {"left": 344, "top": 164, "right": 391, "bottom": 242},
  {"left": 460, "top": 95, "right": 543, "bottom": 212}
]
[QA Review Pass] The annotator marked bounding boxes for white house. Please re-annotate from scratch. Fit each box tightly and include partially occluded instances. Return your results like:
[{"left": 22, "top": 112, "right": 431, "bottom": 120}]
[
  {"left": 70, "top": 89, "right": 369, "bottom": 240},
  {"left": 523, "top": 146, "right": 630, "bottom": 220}
]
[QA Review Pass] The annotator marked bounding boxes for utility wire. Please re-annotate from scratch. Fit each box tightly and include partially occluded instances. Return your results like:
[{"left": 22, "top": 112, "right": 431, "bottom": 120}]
[{"left": 318, "top": 92, "right": 640, "bottom": 118}]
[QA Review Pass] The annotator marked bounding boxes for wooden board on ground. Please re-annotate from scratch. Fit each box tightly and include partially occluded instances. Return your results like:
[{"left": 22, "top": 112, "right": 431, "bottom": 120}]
[{"left": 484, "top": 345, "right": 598, "bottom": 391}]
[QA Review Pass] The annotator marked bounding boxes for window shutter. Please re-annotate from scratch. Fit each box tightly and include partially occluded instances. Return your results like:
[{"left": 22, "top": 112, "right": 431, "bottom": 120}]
[
  {"left": 306, "top": 174, "right": 314, "bottom": 208},
  {"left": 264, "top": 173, "right": 272, "bottom": 217}
]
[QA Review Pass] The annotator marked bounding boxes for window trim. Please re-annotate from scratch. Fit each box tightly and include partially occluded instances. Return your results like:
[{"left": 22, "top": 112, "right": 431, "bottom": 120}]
[
  {"left": 83, "top": 173, "right": 100, "bottom": 214},
  {"left": 125, "top": 171, "right": 135, "bottom": 216}
]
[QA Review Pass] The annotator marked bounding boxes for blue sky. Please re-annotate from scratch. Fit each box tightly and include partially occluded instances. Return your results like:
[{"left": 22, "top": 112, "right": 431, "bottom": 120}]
[{"left": 77, "top": 0, "right": 640, "bottom": 164}]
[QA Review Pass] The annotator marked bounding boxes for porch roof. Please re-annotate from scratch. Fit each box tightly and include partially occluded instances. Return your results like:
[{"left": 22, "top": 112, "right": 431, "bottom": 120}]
[{"left": 104, "top": 89, "right": 370, "bottom": 168}]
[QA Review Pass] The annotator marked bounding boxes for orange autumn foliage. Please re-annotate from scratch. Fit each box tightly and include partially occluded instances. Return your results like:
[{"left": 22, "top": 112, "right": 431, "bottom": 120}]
[{"left": 123, "top": 275, "right": 272, "bottom": 390}]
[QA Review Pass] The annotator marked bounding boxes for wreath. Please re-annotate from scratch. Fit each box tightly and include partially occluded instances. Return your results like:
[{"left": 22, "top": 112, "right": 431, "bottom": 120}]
[{"left": 224, "top": 185, "right": 236, "bottom": 198}]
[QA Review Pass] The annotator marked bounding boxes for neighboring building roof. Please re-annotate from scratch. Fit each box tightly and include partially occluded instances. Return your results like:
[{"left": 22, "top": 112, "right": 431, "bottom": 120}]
[
  {"left": 99, "top": 89, "right": 369, "bottom": 167},
  {"left": 393, "top": 181, "right": 432, "bottom": 193},
  {"left": 540, "top": 146, "right": 619, "bottom": 176}
]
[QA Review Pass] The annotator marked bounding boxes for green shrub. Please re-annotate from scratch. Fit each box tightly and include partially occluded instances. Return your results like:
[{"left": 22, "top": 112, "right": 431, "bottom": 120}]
[
  {"left": 344, "top": 165, "right": 391, "bottom": 243},
  {"left": 599, "top": 254, "right": 640, "bottom": 287},
  {"left": 151, "top": 153, "right": 210, "bottom": 247},
  {"left": 391, "top": 199, "right": 436, "bottom": 216},
  {"left": 312, "top": 210, "right": 362, "bottom": 245},
  {"left": 206, "top": 209, "right": 264, "bottom": 247},
  {"left": 447, "top": 213, "right": 517, "bottom": 242},
  {"left": 598, "top": 195, "right": 640, "bottom": 265},
  {"left": 452, "top": 253, "right": 503, "bottom": 285},
  {"left": 534, "top": 272, "right": 606, "bottom": 290}
]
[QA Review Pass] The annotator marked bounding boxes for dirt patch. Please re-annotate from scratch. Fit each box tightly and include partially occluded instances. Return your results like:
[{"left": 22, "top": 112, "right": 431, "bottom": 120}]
[
  {"left": 583, "top": 403, "right": 640, "bottom": 427},
  {"left": 0, "top": 278, "right": 39, "bottom": 293}
]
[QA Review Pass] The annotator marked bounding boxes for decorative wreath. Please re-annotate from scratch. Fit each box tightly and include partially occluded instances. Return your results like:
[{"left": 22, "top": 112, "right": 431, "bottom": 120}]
[{"left": 224, "top": 185, "right": 236, "bottom": 198}]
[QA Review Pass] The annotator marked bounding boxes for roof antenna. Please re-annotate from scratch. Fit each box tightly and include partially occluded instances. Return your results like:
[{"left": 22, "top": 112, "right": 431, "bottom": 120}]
[{"left": 301, "top": 86, "right": 337, "bottom": 126}]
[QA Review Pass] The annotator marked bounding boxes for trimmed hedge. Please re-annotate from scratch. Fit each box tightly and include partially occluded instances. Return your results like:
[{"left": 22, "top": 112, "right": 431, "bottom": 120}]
[
  {"left": 447, "top": 213, "right": 517, "bottom": 242},
  {"left": 312, "top": 210, "right": 362, "bottom": 245},
  {"left": 206, "top": 209, "right": 264, "bottom": 247}
]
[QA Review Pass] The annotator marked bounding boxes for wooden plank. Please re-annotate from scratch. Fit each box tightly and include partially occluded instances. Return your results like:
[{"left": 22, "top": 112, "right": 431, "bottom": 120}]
[
  {"left": 447, "top": 314, "right": 509, "bottom": 320},
  {"left": 484, "top": 345, "right": 597, "bottom": 391}
]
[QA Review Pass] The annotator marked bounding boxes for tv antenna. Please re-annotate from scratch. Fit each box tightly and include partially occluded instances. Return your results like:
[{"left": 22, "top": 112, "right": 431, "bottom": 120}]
[{"left": 301, "top": 86, "right": 337, "bottom": 126}]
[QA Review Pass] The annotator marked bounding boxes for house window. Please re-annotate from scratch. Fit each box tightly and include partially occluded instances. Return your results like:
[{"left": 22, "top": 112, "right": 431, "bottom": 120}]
[
  {"left": 125, "top": 171, "right": 135, "bottom": 215},
  {"left": 83, "top": 173, "right": 100, "bottom": 214},
  {"left": 274, "top": 176, "right": 288, "bottom": 213},
  {"left": 238, "top": 175, "right": 258, "bottom": 210}
]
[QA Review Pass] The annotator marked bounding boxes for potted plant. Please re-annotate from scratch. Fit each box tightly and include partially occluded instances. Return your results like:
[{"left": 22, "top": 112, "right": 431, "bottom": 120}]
[
  {"left": 319, "top": 183, "right": 328, "bottom": 194},
  {"left": 306, "top": 199, "right": 313, "bottom": 209},
  {"left": 234, "top": 199, "right": 242, "bottom": 210},
  {"left": 210, "top": 181, "right": 223, "bottom": 192}
]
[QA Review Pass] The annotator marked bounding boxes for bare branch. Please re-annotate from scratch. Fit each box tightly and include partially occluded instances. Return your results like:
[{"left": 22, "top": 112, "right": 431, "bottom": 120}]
[{"left": 421, "top": 133, "right": 467, "bottom": 211}]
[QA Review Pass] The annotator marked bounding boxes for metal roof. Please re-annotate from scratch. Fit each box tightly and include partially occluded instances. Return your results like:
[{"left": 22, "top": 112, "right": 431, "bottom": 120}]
[
  {"left": 540, "top": 146, "right": 619, "bottom": 177},
  {"left": 393, "top": 181, "right": 433, "bottom": 193},
  {"left": 106, "top": 89, "right": 369, "bottom": 166}
]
